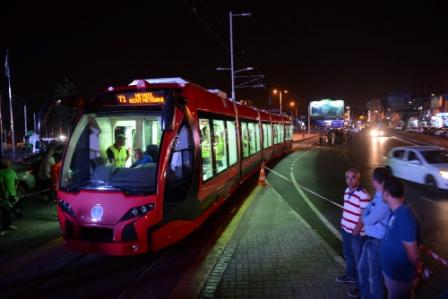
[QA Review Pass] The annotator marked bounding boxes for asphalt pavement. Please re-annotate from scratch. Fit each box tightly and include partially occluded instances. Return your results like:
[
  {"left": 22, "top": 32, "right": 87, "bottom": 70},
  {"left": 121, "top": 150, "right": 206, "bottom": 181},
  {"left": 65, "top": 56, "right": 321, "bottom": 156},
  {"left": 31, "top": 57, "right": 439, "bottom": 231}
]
[{"left": 264, "top": 131, "right": 448, "bottom": 298}]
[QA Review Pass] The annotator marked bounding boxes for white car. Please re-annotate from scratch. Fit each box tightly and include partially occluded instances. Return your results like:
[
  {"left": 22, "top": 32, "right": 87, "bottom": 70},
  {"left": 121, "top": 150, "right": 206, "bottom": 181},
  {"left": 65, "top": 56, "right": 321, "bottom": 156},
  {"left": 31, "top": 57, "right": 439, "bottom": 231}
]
[
  {"left": 386, "top": 146, "right": 448, "bottom": 189},
  {"left": 407, "top": 127, "right": 423, "bottom": 134},
  {"left": 433, "top": 128, "right": 447, "bottom": 137}
]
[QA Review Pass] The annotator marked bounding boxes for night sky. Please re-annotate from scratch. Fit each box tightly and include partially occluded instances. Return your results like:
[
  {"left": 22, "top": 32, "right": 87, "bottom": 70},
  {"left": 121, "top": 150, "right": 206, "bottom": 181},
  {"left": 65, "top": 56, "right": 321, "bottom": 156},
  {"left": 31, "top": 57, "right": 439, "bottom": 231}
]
[{"left": 1, "top": 1, "right": 448, "bottom": 114}]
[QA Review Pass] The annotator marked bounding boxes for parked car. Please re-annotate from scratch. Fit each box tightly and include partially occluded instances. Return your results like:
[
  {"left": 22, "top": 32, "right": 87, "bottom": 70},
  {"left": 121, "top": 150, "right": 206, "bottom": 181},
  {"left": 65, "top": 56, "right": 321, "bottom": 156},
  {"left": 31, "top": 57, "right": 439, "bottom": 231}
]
[
  {"left": 406, "top": 127, "right": 423, "bottom": 134},
  {"left": 12, "top": 162, "right": 36, "bottom": 197},
  {"left": 432, "top": 128, "right": 447, "bottom": 137},
  {"left": 423, "top": 127, "right": 437, "bottom": 135},
  {"left": 386, "top": 146, "right": 448, "bottom": 189}
]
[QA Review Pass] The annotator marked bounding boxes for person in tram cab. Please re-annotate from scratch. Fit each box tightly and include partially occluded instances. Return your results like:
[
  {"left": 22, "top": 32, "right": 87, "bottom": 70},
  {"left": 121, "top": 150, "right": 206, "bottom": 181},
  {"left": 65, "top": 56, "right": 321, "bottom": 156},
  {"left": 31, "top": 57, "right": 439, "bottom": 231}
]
[
  {"left": 106, "top": 133, "right": 130, "bottom": 168},
  {"left": 201, "top": 127, "right": 211, "bottom": 165},
  {"left": 215, "top": 134, "right": 225, "bottom": 167},
  {"left": 131, "top": 148, "right": 153, "bottom": 168}
]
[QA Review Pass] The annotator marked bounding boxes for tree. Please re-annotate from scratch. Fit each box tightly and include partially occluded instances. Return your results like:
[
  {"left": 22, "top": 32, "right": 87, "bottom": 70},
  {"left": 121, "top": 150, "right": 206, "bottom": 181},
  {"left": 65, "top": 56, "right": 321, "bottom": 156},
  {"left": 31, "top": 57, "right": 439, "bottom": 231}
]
[{"left": 55, "top": 77, "right": 79, "bottom": 99}]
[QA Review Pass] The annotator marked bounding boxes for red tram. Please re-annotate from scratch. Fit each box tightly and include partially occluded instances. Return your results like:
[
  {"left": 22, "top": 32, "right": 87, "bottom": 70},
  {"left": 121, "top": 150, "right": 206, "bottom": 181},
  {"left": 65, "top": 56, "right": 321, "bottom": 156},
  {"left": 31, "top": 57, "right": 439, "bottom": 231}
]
[{"left": 57, "top": 78, "right": 293, "bottom": 255}]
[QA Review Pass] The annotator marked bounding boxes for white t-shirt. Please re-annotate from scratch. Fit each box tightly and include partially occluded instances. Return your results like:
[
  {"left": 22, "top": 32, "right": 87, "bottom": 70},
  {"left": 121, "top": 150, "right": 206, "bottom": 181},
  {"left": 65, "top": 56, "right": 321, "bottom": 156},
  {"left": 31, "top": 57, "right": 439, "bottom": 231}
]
[{"left": 38, "top": 155, "right": 55, "bottom": 180}]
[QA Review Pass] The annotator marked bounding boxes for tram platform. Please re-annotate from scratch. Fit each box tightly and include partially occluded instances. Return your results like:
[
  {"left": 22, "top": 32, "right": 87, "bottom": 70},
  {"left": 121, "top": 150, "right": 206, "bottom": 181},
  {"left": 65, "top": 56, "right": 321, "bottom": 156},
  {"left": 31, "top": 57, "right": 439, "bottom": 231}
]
[
  {"left": 171, "top": 184, "right": 350, "bottom": 299},
  {"left": 0, "top": 194, "right": 60, "bottom": 255}
]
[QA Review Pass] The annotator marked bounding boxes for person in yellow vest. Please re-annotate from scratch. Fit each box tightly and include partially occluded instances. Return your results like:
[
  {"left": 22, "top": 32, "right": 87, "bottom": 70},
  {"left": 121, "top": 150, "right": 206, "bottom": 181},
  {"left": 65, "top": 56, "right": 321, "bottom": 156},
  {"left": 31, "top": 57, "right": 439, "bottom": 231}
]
[
  {"left": 106, "top": 134, "right": 130, "bottom": 168},
  {"left": 215, "top": 134, "right": 225, "bottom": 168}
]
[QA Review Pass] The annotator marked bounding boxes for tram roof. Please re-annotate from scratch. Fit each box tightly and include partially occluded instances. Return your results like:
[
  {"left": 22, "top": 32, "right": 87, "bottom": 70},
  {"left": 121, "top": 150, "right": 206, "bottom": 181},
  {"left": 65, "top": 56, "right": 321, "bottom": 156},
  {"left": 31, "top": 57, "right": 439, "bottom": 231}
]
[{"left": 129, "top": 77, "right": 190, "bottom": 87}]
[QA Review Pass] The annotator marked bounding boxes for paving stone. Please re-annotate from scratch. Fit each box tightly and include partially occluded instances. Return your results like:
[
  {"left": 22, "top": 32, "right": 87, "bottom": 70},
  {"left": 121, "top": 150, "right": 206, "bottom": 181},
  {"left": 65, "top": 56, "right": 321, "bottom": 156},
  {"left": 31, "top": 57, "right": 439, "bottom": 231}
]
[{"left": 199, "top": 186, "right": 350, "bottom": 298}]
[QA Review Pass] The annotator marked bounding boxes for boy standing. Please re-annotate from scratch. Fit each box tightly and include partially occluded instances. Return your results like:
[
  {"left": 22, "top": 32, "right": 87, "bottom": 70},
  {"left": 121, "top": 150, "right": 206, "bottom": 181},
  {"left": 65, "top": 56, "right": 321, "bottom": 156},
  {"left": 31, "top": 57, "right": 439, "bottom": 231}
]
[{"left": 0, "top": 159, "right": 18, "bottom": 236}]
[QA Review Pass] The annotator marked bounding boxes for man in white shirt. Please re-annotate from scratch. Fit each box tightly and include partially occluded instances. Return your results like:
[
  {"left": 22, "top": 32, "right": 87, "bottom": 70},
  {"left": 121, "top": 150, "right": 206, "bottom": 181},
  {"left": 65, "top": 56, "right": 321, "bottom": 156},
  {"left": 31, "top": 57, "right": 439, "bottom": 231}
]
[{"left": 336, "top": 168, "right": 370, "bottom": 298}]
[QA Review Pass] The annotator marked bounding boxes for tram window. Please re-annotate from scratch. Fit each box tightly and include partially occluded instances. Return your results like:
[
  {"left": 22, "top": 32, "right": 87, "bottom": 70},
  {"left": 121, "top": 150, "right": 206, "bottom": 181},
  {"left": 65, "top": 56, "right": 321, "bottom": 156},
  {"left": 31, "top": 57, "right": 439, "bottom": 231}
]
[
  {"left": 213, "top": 120, "right": 228, "bottom": 173},
  {"left": 199, "top": 118, "right": 213, "bottom": 181},
  {"left": 267, "top": 124, "right": 272, "bottom": 147},
  {"left": 254, "top": 123, "right": 261, "bottom": 152},
  {"left": 166, "top": 123, "right": 194, "bottom": 183},
  {"left": 241, "top": 122, "right": 249, "bottom": 158},
  {"left": 226, "top": 120, "right": 238, "bottom": 166},
  {"left": 273, "top": 124, "right": 278, "bottom": 144},
  {"left": 247, "top": 122, "right": 256, "bottom": 155},
  {"left": 279, "top": 124, "right": 284, "bottom": 142},
  {"left": 262, "top": 124, "right": 268, "bottom": 149},
  {"left": 61, "top": 112, "right": 162, "bottom": 194}
]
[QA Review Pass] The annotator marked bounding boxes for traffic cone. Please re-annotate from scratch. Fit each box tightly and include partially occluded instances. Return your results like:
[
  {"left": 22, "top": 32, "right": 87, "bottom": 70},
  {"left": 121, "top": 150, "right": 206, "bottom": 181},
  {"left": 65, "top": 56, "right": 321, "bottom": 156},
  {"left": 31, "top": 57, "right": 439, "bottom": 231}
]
[{"left": 258, "top": 162, "right": 267, "bottom": 187}]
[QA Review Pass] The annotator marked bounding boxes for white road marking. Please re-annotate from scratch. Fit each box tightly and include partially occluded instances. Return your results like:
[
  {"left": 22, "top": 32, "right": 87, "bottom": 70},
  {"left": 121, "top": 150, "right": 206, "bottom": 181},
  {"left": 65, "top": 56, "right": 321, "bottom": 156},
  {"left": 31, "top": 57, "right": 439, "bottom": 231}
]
[
  {"left": 290, "top": 150, "right": 343, "bottom": 241},
  {"left": 392, "top": 136, "right": 424, "bottom": 146}
]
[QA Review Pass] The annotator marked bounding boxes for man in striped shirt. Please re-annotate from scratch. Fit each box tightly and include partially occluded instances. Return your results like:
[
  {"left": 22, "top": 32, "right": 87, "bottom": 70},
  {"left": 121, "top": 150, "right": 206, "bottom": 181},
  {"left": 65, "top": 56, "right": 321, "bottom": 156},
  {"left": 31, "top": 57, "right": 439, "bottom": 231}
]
[{"left": 337, "top": 168, "right": 370, "bottom": 298}]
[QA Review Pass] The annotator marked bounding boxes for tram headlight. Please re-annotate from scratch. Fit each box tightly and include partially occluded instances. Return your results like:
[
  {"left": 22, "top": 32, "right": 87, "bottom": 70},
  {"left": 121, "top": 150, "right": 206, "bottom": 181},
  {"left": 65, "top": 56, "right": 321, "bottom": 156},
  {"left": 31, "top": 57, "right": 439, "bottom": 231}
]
[
  {"left": 58, "top": 199, "right": 75, "bottom": 217},
  {"left": 121, "top": 203, "right": 155, "bottom": 221}
]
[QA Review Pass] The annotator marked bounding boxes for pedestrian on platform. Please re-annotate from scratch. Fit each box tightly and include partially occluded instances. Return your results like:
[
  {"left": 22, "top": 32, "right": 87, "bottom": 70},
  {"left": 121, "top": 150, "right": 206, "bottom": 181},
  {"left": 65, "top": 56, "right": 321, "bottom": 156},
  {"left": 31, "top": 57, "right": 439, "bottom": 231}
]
[
  {"left": 50, "top": 153, "right": 63, "bottom": 204},
  {"left": 0, "top": 159, "right": 19, "bottom": 236},
  {"left": 357, "top": 167, "right": 391, "bottom": 299},
  {"left": 380, "top": 177, "right": 422, "bottom": 299},
  {"left": 336, "top": 168, "right": 370, "bottom": 298},
  {"left": 38, "top": 147, "right": 56, "bottom": 201}
]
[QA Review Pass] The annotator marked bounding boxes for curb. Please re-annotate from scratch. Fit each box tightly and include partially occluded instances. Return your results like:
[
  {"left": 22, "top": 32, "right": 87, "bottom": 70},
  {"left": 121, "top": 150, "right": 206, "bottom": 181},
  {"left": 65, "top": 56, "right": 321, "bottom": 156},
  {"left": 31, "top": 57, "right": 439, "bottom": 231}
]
[{"left": 293, "top": 134, "right": 319, "bottom": 143}]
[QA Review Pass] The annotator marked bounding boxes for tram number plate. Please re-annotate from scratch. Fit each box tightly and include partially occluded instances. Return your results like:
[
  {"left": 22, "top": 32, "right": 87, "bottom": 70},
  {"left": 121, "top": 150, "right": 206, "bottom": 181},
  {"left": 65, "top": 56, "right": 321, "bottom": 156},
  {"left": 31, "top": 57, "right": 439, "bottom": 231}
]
[{"left": 116, "top": 92, "right": 165, "bottom": 105}]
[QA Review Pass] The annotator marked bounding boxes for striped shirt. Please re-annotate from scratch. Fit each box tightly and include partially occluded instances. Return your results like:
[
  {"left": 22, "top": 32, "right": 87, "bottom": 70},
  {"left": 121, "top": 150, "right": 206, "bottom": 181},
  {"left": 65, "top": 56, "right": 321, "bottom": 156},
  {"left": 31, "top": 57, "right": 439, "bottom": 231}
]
[{"left": 341, "top": 186, "right": 370, "bottom": 233}]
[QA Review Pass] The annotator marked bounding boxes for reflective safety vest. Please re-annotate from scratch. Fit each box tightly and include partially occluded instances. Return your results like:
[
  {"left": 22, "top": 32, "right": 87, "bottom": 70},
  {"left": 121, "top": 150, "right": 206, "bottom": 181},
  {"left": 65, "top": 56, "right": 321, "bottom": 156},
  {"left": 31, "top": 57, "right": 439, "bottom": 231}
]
[
  {"left": 216, "top": 139, "right": 225, "bottom": 161},
  {"left": 201, "top": 141, "right": 210, "bottom": 159},
  {"left": 108, "top": 145, "right": 128, "bottom": 168}
]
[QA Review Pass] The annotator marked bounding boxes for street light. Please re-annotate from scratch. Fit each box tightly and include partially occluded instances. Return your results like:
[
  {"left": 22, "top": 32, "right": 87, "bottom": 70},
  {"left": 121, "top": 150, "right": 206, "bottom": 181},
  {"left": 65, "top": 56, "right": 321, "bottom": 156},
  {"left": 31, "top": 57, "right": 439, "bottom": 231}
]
[
  {"left": 289, "top": 100, "right": 298, "bottom": 121},
  {"left": 229, "top": 11, "right": 251, "bottom": 101},
  {"left": 273, "top": 89, "right": 287, "bottom": 115}
]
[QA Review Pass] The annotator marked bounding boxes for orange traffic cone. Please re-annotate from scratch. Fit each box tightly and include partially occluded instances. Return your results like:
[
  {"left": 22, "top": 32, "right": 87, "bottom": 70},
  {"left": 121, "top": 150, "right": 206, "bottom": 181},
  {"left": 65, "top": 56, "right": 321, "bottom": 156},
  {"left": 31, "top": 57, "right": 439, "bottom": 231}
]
[{"left": 258, "top": 162, "right": 267, "bottom": 187}]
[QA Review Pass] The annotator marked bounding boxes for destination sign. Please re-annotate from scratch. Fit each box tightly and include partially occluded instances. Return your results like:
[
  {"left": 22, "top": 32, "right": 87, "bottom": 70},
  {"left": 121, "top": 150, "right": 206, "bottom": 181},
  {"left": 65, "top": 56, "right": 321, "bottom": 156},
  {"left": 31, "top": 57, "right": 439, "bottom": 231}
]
[{"left": 116, "top": 92, "right": 165, "bottom": 105}]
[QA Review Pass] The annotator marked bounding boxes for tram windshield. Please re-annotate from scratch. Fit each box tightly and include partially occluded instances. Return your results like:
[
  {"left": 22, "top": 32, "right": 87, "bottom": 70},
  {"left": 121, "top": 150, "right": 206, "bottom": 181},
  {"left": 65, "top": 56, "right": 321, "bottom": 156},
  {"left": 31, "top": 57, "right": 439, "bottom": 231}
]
[{"left": 61, "top": 111, "right": 162, "bottom": 194}]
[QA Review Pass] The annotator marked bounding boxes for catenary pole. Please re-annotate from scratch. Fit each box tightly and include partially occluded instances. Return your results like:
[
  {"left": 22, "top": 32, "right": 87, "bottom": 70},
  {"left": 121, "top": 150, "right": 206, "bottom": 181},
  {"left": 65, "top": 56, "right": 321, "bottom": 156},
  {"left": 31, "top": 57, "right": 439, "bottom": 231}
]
[{"left": 5, "top": 50, "right": 15, "bottom": 155}]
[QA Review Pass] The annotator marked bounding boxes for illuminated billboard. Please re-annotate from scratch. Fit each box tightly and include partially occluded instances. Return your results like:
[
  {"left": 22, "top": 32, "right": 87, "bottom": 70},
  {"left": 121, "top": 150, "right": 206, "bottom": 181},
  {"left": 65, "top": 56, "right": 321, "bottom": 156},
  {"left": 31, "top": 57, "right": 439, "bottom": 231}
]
[{"left": 310, "top": 99, "right": 344, "bottom": 119}]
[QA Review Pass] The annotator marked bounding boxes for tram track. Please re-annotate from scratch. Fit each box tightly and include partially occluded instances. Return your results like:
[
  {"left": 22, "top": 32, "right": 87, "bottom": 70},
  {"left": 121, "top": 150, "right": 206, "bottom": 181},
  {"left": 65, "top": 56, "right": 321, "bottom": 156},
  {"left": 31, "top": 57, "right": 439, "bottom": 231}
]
[
  {"left": 117, "top": 248, "right": 172, "bottom": 299},
  {"left": 4, "top": 252, "right": 89, "bottom": 299}
]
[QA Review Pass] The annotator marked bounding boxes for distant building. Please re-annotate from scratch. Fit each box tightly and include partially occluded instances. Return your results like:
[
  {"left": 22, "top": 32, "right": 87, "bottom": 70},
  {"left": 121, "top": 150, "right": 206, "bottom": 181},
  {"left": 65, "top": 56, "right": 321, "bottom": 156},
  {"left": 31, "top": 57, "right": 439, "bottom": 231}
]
[
  {"left": 367, "top": 98, "right": 385, "bottom": 122},
  {"left": 381, "top": 92, "right": 448, "bottom": 128}
]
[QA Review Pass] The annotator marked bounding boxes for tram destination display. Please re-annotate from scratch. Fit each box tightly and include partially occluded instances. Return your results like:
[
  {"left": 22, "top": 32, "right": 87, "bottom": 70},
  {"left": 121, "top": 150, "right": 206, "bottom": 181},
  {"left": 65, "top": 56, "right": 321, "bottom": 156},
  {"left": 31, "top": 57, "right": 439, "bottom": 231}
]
[{"left": 116, "top": 92, "right": 165, "bottom": 105}]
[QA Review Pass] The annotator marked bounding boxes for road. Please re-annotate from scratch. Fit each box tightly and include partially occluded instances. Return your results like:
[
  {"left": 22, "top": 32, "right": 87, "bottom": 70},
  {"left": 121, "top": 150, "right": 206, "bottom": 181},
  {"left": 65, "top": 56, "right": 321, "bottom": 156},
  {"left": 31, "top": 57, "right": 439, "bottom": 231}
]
[
  {"left": 1, "top": 132, "right": 447, "bottom": 298},
  {"left": 266, "top": 131, "right": 448, "bottom": 298}
]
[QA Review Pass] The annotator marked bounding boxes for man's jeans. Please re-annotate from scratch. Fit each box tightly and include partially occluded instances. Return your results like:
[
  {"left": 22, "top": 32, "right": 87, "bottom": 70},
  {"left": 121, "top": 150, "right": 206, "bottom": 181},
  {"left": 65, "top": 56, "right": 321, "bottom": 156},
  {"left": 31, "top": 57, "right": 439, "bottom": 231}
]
[
  {"left": 342, "top": 229, "right": 365, "bottom": 282},
  {"left": 383, "top": 273, "right": 417, "bottom": 299},
  {"left": 358, "top": 237, "right": 383, "bottom": 299}
]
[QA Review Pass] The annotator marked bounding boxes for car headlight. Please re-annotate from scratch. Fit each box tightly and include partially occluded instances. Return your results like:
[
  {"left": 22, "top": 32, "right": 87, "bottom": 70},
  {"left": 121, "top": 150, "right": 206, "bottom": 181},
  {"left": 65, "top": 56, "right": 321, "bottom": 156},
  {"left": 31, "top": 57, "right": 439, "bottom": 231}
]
[
  {"left": 370, "top": 129, "right": 379, "bottom": 137},
  {"left": 58, "top": 199, "right": 75, "bottom": 217},
  {"left": 440, "top": 171, "right": 448, "bottom": 180},
  {"left": 121, "top": 203, "right": 155, "bottom": 221}
]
